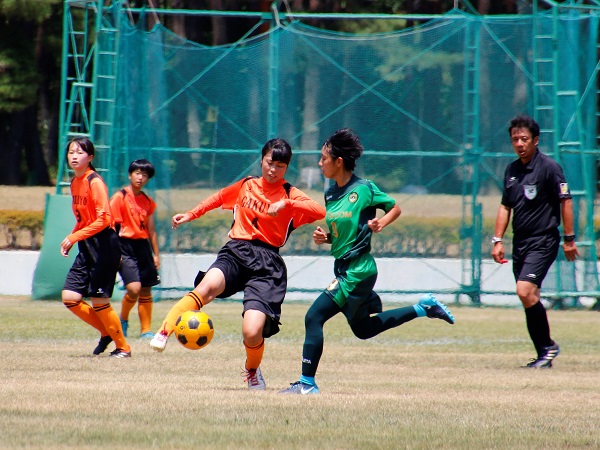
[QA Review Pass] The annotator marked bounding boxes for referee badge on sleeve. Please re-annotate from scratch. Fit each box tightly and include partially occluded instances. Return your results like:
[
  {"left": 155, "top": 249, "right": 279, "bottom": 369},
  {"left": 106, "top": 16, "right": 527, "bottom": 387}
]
[
  {"left": 560, "top": 183, "right": 570, "bottom": 195},
  {"left": 524, "top": 184, "right": 537, "bottom": 200}
]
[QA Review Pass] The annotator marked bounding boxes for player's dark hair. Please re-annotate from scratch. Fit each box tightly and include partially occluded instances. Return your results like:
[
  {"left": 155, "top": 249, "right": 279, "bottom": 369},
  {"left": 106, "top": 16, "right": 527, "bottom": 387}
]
[
  {"left": 262, "top": 138, "right": 292, "bottom": 165},
  {"left": 128, "top": 159, "right": 155, "bottom": 178},
  {"left": 325, "top": 128, "right": 364, "bottom": 172},
  {"left": 508, "top": 115, "right": 540, "bottom": 139},
  {"left": 66, "top": 137, "right": 96, "bottom": 171}
]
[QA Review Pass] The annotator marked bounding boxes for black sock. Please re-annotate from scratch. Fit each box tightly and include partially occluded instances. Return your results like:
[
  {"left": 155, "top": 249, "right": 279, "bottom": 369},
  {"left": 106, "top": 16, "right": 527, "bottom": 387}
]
[{"left": 524, "top": 301, "right": 553, "bottom": 355}]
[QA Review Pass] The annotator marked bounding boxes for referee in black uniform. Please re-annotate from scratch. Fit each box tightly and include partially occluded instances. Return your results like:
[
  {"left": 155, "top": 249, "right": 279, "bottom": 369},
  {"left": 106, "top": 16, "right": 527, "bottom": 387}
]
[{"left": 492, "top": 115, "right": 579, "bottom": 368}]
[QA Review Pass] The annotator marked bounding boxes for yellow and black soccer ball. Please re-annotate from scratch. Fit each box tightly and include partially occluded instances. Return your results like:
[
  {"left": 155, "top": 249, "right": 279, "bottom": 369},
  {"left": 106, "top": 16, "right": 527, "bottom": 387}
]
[{"left": 174, "top": 310, "right": 214, "bottom": 350}]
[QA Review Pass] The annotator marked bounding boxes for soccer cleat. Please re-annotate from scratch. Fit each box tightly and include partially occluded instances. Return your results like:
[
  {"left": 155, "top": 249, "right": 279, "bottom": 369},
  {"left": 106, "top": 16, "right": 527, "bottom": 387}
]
[
  {"left": 419, "top": 293, "right": 455, "bottom": 324},
  {"left": 244, "top": 367, "right": 266, "bottom": 390},
  {"left": 150, "top": 330, "right": 169, "bottom": 352},
  {"left": 279, "top": 381, "right": 320, "bottom": 395},
  {"left": 120, "top": 318, "right": 129, "bottom": 337},
  {"left": 523, "top": 343, "right": 560, "bottom": 369},
  {"left": 140, "top": 331, "right": 154, "bottom": 339},
  {"left": 109, "top": 348, "right": 131, "bottom": 358},
  {"left": 93, "top": 335, "right": 113, "bottom": 355}
]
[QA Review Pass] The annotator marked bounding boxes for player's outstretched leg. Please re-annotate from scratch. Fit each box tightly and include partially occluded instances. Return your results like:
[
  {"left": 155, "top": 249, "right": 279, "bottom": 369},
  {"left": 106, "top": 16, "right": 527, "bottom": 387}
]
[
  {"left": 150, "top": 291, "right": 203, "bottom": 352},
  {"left": 416, "top": 293, "right": 455, "bottom": 324}
]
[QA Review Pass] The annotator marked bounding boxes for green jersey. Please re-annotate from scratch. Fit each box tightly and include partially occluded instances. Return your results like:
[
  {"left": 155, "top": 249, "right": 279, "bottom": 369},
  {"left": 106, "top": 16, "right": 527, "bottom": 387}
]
[
  {"left": 325, "top": 174, "right": 396, "bottom": 261},
  {"left": 323, "top": 174, "right": 396, "bottom": 310}
]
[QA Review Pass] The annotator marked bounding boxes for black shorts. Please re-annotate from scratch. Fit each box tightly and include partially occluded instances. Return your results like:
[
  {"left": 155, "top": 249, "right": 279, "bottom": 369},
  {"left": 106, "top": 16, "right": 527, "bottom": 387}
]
[
  {"left": 118, "top": 237, "right": 160, "bottom": 288},
  {"left": 208, "top": 239, "right": 286, "bottom": 337},
  {"left": 63, "top": 227, "right": 121, "bottom": 298},
  {"left": 512, "top": 230, "right": 560, "bottom": 288}
]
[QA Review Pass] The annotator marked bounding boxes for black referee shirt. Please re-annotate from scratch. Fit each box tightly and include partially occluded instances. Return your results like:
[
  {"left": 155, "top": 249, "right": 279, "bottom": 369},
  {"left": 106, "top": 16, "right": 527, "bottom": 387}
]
[{"left": 501, "top": 149, "right": 571, "bottom": 239}]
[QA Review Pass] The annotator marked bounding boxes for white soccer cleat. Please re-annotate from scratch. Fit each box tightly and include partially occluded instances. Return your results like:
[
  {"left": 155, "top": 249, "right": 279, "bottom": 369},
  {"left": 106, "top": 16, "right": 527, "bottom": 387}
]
[
  {"left": 244, "top": 367, "right": 266, "bottom": 390},
  {"left": 149, "top": 330, "right": 169, "bottom": 352}
]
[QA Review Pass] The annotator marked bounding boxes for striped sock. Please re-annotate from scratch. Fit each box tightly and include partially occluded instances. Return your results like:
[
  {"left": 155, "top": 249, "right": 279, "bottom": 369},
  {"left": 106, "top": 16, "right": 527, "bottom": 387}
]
[
  {"left": 93, "top": 303, "right": 130, "bottom": 352},
  {"left": 63, "top": 299, "right": 108, "bottom": 335},
  {"left": 119, "top": 293, "right": 137, "bottom": 321},
  {"left": 160, "top": 291, "right": 204, "bottom": 335}
]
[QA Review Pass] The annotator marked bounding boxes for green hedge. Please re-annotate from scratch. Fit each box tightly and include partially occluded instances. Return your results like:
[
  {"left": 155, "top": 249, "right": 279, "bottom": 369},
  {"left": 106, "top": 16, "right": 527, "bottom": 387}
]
[
  {"left": 0, "top": 210, "right": 45, "bottom": 250},
  {"left": 160, "top": 213, "right": 501, "bottom": 258},
  {"left": 0, "top": 209, "right": 502, "bottom": 257}
]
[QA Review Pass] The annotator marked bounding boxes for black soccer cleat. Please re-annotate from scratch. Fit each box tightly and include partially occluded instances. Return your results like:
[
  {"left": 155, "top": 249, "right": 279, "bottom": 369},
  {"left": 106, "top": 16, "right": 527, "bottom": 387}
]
[
  {"left": 523, "top": 343, "right": 560, "bottom": 369},
  {"left": 93, "top": 335, "right": 113, "bottom": 355}
]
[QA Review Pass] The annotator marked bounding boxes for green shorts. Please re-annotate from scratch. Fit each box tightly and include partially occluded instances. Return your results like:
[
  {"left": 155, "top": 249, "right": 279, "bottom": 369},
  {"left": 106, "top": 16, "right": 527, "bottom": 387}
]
[{"left": 324, "top": 253, "right": 380, "bottom": 322}]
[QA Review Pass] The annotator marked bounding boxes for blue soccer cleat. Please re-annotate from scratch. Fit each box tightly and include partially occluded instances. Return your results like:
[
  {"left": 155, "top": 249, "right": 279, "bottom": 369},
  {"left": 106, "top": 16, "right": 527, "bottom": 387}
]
[{"left": 419, "top": 293, "right": 455, "bottom": 325}]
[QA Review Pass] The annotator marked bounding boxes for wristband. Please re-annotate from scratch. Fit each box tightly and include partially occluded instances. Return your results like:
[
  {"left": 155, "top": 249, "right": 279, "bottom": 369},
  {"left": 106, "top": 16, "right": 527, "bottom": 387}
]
[
  {"left": 491, "top": 236, "right": 503, "bottom": 245},
  {"left": 563, "top": 234, "right": 576, "bottom": 242}
]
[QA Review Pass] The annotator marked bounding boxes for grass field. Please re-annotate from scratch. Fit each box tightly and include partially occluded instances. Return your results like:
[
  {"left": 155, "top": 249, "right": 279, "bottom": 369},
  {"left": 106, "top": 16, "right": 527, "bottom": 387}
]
[{"left": 1, "top": 296, "right": 599, "bottom": 449}]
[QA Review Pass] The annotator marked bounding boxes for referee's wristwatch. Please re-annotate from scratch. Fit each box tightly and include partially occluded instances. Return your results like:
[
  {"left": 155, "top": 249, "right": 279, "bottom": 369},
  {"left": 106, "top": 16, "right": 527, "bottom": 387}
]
[
  {"left": 491, "top": 236, "right": 503, "bottom": 245},
  {"left": 563, "top": 234, "right": 576, "bottom": 243}
]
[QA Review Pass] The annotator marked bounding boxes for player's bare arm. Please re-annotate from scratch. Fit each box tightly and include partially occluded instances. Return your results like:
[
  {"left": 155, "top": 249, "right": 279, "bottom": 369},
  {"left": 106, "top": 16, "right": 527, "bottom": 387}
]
[
  {"left": 148, "top": 213, "right": 161, "bottom": 268},
  {"left": 368, "top": 204, "right": 401, "bottom": 233}
]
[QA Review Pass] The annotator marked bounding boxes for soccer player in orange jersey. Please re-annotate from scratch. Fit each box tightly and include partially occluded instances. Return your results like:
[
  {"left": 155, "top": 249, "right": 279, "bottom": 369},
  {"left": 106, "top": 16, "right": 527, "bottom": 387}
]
[
  {"left": 150, "top": 138, "right": 326, "bottom": 389},
  {"left": 110, "top": 160, "right": 161, "bottom": 339},
  {"left": 60, "top": 137, "right": 131, "bottom": 358}
]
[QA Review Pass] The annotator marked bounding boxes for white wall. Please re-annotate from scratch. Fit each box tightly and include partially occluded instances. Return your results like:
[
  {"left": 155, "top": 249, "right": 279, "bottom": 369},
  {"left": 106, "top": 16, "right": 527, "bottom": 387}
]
[{"left": 1, "top": 250, "right": 522, "bottom": 305}]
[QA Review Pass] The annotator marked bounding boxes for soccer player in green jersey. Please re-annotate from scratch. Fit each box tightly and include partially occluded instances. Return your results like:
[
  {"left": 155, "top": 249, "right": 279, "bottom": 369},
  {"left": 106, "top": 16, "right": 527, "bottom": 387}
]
[{"left": 280, "top": 128, "right": 455, "bottom": 395}]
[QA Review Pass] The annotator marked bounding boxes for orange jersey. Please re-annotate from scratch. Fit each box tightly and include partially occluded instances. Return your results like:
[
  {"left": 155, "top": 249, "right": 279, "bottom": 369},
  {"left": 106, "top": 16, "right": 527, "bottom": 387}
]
[
  {"left": 110, "top": 186, "right": 157, "bottom": 239},
  {"left": 68, "top": 168, "right": 112, "bottom": 243},
  {"left": 187, "top": 176, "right": 325, "bottom": 248}
]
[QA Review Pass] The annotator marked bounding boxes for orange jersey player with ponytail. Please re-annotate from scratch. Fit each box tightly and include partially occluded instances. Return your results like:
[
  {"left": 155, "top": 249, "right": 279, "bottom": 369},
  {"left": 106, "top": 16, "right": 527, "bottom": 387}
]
[
  {"left": 60, "top": 137, "right": 130, "bottom": 358},
  {"left": 150, "top": 138, "right": 326, "bottom": 390}
]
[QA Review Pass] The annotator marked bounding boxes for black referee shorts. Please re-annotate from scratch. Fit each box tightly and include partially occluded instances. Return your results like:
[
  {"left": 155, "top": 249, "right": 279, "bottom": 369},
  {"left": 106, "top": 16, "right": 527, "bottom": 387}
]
[
  {"left": 512, "top": 231, "right": 560, "bottom": 288},
  {"left": 118, "top": 237, "right": 160, "bottom": 288},
  {"left": 63, "top": 227, "right": 121, "bottom": 298}
]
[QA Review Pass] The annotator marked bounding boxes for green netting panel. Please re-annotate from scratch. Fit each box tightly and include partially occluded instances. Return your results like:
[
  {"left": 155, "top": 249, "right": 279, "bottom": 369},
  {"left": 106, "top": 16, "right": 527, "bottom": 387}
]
[{"left": 49, "top": 8, "right": 600, "bottom": 301}]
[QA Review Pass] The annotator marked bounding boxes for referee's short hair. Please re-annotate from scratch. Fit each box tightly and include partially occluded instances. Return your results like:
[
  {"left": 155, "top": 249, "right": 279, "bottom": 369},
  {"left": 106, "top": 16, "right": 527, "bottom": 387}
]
[{"left": 508, "top": 115, "right": 540, "bottom": 139}]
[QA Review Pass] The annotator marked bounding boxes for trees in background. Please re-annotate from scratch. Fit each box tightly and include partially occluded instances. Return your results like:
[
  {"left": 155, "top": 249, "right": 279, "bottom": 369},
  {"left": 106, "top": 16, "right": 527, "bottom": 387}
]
[
  {"left": 0, "top": 0, "right": 519, "bottom": 186},
  {"left": 0, "top": 0, "right": 61, "bottom": 185}
]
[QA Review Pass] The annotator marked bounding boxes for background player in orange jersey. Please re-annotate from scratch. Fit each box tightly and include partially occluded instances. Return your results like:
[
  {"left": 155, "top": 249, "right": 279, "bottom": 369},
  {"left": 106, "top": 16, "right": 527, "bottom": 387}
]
[
  {"left": 60, "top": 137, "right": 131, "bottom": 358},
  {"left": 110, "top": 159, "right": 161, "bottom": 339},
  {"left": 150, "top": 138, "right": 326, "bottom": 390}
]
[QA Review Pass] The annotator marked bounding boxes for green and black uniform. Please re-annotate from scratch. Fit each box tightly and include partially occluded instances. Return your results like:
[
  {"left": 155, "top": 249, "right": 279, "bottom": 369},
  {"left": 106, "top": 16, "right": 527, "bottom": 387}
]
[{"left": 301, "top": 174, "right": 418, "bottom": 378}]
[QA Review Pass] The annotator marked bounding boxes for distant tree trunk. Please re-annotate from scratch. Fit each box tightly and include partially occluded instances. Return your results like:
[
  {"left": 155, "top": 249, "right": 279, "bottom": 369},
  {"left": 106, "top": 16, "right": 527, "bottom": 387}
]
[
  {"left": 169, "top": 0, "right": 187, "bottom": 37},
  {"left": 478, "top": 0, "right": 491, "bottom": 14},
  {"left": 0, "top": 105, "right": 51, "bottom": 186},
  {"left": 36, "top": 19, "right": 59, "bottom": 171},
  {"left": 0, "top": 111, "right": 27, "bottom": 185},
  {"left": 209, "top": 0, "right": 228, "bottom": 45},
  {"left": 24, "top": 105, "right": 52, "bottom": 186}
]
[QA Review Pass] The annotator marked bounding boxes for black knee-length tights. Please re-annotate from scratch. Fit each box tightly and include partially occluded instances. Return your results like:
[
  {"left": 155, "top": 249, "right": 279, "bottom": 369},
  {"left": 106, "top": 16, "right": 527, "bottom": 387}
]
[{"left": 301, "top": 292, "right": 418, "bottom": 377}]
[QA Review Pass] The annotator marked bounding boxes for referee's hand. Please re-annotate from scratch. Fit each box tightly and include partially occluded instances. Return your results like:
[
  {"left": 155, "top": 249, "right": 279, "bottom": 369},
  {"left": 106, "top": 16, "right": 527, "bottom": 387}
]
[{"left": 563, "top": 241, "right": 579, "bottom": 262}]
